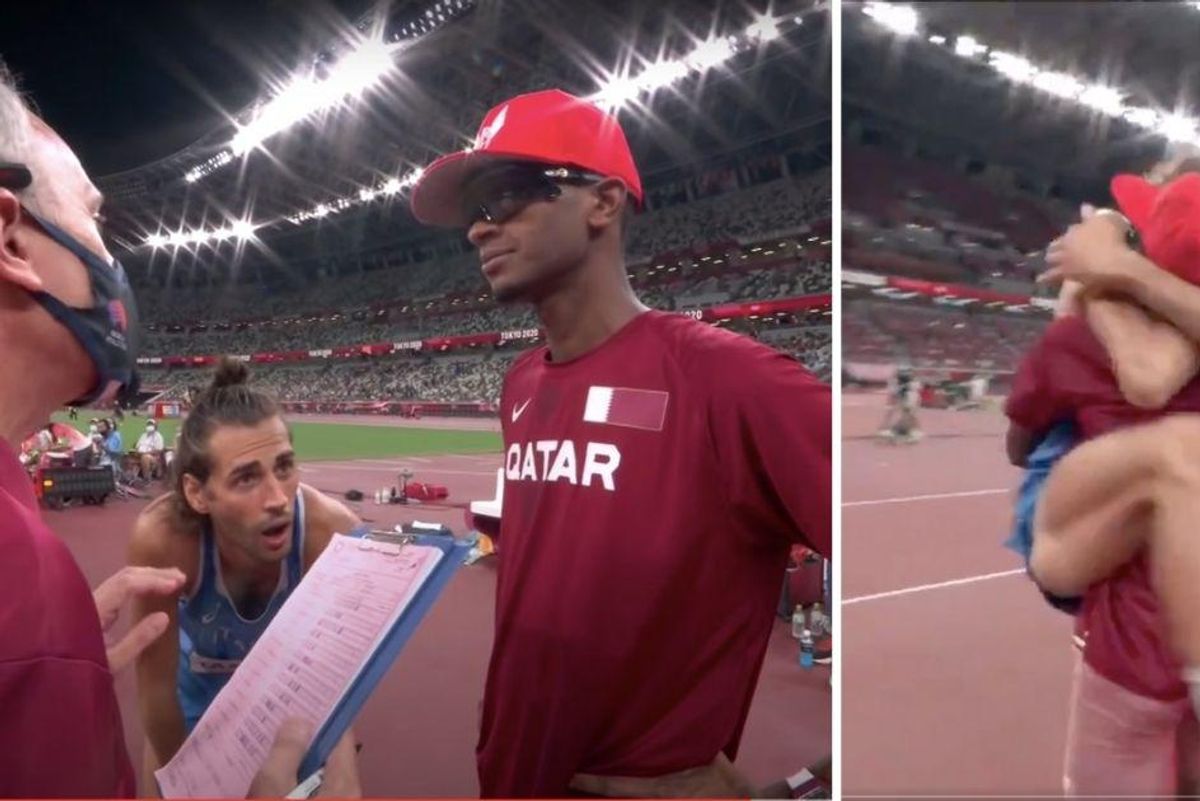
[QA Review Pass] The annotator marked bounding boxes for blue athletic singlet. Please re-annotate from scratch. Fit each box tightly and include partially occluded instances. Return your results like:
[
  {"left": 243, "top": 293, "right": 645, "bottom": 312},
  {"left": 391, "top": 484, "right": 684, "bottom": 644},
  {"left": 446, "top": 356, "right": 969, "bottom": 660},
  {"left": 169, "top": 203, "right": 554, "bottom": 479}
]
[
  {"left": 1006, "top": 421, "right": 1081, "bottom": 614},
  {"left": 176, "top": 492, "right": 306, "bottom": 731}
]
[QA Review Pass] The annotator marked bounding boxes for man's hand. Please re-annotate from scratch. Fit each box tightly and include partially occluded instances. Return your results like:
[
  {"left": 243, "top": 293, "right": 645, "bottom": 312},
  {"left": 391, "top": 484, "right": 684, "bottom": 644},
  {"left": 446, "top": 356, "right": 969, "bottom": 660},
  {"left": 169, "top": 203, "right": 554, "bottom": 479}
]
[
  {"left": 247, "top": 719, "right": 361, "bottom": 798},
  {"left": 1055, "top": 279, "right": 1086, "bottom": 320},
  {"left": 570, "top": 753, "right": 758, "bottom": 798},
  {"left": 1041, "top": 204, "right": 1139, "bottom": 292},
  {"left": 92, "top": 565, "right": 186, "bottom": 673}
]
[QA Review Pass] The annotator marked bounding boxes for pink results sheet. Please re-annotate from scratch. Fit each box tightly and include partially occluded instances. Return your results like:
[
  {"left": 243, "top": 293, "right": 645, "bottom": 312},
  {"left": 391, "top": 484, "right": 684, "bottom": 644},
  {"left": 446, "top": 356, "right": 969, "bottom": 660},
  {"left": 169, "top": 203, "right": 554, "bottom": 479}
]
[{"left": 156, "top": 534, "right": 443, "bottom": 798}]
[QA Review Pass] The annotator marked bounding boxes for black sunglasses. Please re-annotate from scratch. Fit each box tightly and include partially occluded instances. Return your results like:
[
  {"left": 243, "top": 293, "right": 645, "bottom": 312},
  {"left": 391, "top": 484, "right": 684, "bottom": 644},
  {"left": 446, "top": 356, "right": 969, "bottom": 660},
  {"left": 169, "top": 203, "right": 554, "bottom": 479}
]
[
  {"left": 0, "top": 162, "right": 32, "bottom": 190},
  {"left": 461, "top": 165, "right": 604, "bottom": 227}
]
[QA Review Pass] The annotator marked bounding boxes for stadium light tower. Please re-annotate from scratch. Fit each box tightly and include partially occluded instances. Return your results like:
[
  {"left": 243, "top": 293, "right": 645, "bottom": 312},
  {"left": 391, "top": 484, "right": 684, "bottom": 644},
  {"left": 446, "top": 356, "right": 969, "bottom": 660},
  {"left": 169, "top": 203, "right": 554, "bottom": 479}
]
[
  {"left": 230, "top": 37, "right": 397, "bottom": 156},
  {"left": 862, "top": 2, "right": 918, "bottom": 37},
  {"left": 745, "top": 11, "right": 783, "bottom": 43}
]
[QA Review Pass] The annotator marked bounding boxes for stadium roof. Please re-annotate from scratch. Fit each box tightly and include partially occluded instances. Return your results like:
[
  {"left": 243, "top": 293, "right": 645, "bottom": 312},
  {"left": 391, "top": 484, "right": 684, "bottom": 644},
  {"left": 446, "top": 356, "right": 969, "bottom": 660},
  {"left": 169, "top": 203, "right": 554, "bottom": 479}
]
[
  {"left": 5, "top": 0, "right": 827, "bottom": 265},
  {"left": 844, "top": 0, "right": 1200, "bottom": 195}
]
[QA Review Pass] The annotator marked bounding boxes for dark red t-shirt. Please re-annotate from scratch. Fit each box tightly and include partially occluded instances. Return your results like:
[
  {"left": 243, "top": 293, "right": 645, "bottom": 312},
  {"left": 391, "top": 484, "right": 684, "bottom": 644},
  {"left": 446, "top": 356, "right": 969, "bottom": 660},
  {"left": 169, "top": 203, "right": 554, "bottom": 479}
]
[
  {"left": 477, "top": 310, "right": 831, "bottom": 797},
  {"left": 0, "top": 439, "right": 135, "bottom": 796},
  {"left": 1007, "top": 315, "right": 1200, "bottom": 700}
]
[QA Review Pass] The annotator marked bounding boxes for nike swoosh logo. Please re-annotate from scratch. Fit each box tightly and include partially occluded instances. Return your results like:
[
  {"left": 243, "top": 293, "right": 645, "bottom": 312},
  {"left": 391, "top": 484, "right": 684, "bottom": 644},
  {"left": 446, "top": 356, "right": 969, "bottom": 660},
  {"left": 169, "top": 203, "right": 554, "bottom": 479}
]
[{"left": 512, "top": 399, "right": 532, "bottom": 422}]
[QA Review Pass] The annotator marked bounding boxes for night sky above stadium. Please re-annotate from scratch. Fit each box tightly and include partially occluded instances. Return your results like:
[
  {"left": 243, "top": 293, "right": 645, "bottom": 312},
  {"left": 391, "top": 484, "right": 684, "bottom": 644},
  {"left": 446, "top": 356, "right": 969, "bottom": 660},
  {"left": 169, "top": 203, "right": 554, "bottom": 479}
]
[{"left": 1, "top": 0, "right": 369, "bottom": 176}]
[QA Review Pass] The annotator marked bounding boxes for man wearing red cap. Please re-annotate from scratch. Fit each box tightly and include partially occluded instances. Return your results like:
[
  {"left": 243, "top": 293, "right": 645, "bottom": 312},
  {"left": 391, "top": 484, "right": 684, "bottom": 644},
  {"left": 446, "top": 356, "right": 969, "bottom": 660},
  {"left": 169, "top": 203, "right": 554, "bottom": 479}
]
[
  {"left": 1005, "top": 160, "right": 1200, "bottom": 795},
  {"left": 411, "top": 89, "right": 831, "bottom": 797}
]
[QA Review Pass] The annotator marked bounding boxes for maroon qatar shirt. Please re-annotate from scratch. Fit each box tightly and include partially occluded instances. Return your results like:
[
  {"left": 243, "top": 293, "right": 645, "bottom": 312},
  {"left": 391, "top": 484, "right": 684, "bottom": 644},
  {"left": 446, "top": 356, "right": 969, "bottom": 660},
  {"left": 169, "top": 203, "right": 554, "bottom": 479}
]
[
  {"left": 1007, "top": 315, "right": 1200, "bottom": 701},
  {"left": 477, "top": 310, "right": 831, "bottom": 797},
  {"left": 0, "top": 438, "right": 134, "bottom": 797}
]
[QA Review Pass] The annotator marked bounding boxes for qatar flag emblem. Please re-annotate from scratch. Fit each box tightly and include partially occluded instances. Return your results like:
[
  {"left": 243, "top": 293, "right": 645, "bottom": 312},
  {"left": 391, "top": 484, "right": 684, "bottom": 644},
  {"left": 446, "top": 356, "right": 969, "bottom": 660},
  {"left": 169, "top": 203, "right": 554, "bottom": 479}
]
[{"left": 583, "top": 386, "right": 669, "bottom": 432}]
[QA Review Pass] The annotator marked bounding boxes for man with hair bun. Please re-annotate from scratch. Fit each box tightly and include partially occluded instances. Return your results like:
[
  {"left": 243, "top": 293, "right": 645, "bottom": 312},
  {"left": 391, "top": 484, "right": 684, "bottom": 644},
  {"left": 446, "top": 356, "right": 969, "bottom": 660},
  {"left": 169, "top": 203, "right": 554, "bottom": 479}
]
[{"left": 129, "top": 357, "right": 363, "bottom": 792}]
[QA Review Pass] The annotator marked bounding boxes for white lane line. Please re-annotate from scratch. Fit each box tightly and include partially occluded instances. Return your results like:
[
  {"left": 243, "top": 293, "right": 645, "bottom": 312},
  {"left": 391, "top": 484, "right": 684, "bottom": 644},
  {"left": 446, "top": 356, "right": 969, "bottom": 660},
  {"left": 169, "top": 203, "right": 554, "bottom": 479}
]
[
  {"left": 351, "top": 456, "right": 498, "bottom": 467},
  {"left": 843, "top": 568, "right": 1026, "bottom": 605},
  {"left": 843, "top": 488, "right": 1009, "bottom": 507},
  {"left": 301, "top": 464, "right": 495, "bottom": 476}
]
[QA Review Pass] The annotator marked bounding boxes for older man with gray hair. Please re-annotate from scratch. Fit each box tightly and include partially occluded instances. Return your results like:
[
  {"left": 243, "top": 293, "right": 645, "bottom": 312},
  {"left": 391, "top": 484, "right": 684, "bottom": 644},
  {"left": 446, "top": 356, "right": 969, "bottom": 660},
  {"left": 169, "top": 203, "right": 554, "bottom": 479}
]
[{"left": 0, "top": 58, "right": 356, "bottom": 797}]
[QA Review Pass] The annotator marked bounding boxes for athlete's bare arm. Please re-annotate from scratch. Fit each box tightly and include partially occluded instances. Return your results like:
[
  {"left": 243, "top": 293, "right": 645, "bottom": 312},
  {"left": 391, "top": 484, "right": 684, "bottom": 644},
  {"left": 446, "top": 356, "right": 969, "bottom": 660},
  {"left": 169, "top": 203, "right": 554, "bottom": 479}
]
[
  {"left": 298, "top": 484, "right": 362, "bottom": 571},
  {"left": 1086, "top": 295, "right": 1200, "bottom": 409},
  {"left": 128, "top": 494, "right": 201, "bottom": 785}
]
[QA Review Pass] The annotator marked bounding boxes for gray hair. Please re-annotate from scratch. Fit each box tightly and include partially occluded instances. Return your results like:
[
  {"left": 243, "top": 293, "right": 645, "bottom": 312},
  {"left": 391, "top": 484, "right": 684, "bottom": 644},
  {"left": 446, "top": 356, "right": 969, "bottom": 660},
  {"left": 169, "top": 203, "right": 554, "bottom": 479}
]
[{"left": 0, "top": 57, "right": 42, "bottom": 213}]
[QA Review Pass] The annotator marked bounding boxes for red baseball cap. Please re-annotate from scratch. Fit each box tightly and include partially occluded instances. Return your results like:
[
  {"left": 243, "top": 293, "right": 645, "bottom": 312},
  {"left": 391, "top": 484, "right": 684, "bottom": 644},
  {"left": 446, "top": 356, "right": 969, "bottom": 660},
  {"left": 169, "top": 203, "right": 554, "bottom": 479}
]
[
  {"left": 1112, "top": 171, "right": 1200, "bottom": 284},
  {"left": 410, "top": 89, "right": 643, "bottom": 227},
  {"left": 1110, "top": 173, "right": 1158, "bottom": 234}
]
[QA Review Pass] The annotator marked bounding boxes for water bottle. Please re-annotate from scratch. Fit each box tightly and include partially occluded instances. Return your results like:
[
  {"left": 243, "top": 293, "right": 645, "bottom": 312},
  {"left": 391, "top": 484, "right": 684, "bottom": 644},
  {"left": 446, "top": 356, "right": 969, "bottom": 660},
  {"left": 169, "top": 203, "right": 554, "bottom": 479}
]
[
  {"left": 799, "top": 629, "right": 814, "bottom": 669},
  {"left": 792, "top": 605, "right": 806, "bottom": 639},
  {"left": 810, "top": 603, "right": 829, "bottom": 638}
]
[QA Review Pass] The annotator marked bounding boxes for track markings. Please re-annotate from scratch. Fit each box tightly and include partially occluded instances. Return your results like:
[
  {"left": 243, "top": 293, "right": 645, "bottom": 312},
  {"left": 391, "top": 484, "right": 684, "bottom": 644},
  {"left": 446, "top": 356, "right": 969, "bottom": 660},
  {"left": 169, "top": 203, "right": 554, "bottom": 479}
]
[
  {"left": 843, "top": 488, "right": 1008, "bottom": 508},
  {"left": 301, "top": 463, "right": 496, "bottom": 477},
  {"left": 843, "top": 568, "right": 1025, "bottom": 605}
]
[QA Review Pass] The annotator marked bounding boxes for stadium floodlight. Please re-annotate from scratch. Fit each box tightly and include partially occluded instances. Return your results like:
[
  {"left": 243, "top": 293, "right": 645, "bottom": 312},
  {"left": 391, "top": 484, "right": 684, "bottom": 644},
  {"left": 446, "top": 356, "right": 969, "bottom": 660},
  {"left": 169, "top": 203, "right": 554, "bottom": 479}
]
[
  {"left": 953, "top": 35, "right": 986, "bottom": 58},
  {"left": 230, "top": 220, "right": 257, "bottom": 240},
  {"left": 745, "top": 11, "right": 782, "bottom": 43},
  {"left": 1078, "top": 84, "right": 1125, "bottom": 117},
  {"left": 1033, "top": 70, "right": 1084, "bottom": 100},
  {"left": 1159, "top": 112, "right": 1199, "bottom": 143},
  {"left": 1123, "top": 107, "right": 1161, "bottom": 128},
  {"left": 230, "top": 37, "right": 397, "bottom": 156},
  {"left": 143, "top": 217, "right": 258, "bottom": 249},
  {"left": 399, "top": 167, "right": 423, "bottom": 188},
  {"left": 862, "top": 2, "right": 918, "bottom": 37},
  {"left": 590, "top": 7, "right": 801, "bottom": 112},
  {"left": 864, "top": 2, "right": 1200, "bottom": 147},
  {"left": 593, "top": 74, "right": 640, "bottom": 109},
  {"left": 159, "top": 4, "right": 796, "bottom": 246},
  {"left": 688, "top": 36, "right": 737, "bottom": 71},
  {"left": 636, "top": 60, "right": 689, "bottom": 90},
  {"left": 185, "top": 150, "right": 234, "bottom": 183},
  {"left": 988, "top": 50, "right": 1037, "bottom": 84}
]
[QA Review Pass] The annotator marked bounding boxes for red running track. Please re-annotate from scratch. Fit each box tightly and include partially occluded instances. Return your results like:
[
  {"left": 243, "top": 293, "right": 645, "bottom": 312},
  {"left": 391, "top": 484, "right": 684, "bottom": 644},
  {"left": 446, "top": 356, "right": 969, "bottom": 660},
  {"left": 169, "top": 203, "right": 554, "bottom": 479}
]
[
  {"left": 841, "top": 394, "right": 1076, "bottom": 796},
  {"left": 48, "top": 446, "right": 825, "bottom": 796}
]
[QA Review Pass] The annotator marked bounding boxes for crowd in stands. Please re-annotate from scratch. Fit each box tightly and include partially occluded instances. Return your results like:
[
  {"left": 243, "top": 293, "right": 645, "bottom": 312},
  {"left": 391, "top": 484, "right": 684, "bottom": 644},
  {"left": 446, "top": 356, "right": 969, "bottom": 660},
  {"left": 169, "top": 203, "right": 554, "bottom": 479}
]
[
  {"left": 140, "top": 256, "right": 831, "bottom": 356},
  {"left": 771, "top": 328, "right": 831, "bottom": 382},
  {"left": 142, "top": 321, "right": 831, "bottom": 406},
  {"left": 842, "top": 298, "right": 1045, "bottom": 372},
  {"left": 135, "top": 170, "right": 830, "bottom": 328},
  {"left": 843, "top": 144, "right": 1073, "bottom": 289},
  {"left": 129, "top": 164, "right": 832, "bottom": 407},
  {"left": 147, "top": 354, "right": 513, "bottom": 405},
  {"left": 627, "top": 170, "right": 829, "bottom": 259}
]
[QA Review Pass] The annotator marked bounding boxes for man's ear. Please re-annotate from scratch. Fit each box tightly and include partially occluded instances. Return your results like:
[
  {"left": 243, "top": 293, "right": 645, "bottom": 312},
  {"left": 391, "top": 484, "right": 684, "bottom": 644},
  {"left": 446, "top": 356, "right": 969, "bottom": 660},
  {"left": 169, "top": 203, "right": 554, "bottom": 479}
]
[
  {"left": 181, "top": 473, "right": 210, "bottom": 516},
  {"left": 587, "top": 178, "right": 629, "bottom": 233},
  {"left": 0, "top": 190, "right": 43, "bottom": 294}
]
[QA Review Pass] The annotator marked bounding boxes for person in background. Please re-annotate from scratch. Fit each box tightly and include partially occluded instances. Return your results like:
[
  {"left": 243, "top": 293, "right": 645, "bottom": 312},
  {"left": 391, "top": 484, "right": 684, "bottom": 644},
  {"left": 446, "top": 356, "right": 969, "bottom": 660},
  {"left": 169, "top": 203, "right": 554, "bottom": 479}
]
[
  {"left": 0, "top": 56, "right": 354, "bottom": 798},
  {"left": 136, "top": 418, "right": 165, "bottom": 480}
]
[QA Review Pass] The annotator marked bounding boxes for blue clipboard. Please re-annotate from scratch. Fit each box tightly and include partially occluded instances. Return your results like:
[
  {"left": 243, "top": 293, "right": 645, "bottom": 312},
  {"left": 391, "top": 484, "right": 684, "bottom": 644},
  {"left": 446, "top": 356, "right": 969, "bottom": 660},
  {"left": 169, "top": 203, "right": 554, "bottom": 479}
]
[{"left": 297, "top": 526, "right": 470, "bottom": 779}]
